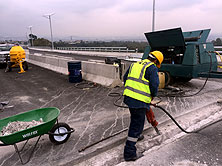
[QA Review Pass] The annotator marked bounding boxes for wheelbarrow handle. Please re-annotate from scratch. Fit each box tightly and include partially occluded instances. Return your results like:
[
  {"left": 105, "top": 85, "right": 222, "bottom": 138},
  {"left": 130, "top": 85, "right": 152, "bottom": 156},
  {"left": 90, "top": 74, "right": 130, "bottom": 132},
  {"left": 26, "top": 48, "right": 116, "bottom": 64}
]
[
  {"left": 0, "top": 143, "right": 9, "bottom": 146},
  {"left": 48, "top": 128, "right": 75, "bottom": 136}
]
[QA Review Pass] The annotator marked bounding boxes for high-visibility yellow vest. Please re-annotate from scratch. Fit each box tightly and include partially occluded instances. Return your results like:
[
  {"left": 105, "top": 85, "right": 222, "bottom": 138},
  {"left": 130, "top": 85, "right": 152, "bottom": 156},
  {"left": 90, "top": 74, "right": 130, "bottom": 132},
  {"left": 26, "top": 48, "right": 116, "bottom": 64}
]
[{"left": 123, "top": 59, "right": 154, "bottom": 103}]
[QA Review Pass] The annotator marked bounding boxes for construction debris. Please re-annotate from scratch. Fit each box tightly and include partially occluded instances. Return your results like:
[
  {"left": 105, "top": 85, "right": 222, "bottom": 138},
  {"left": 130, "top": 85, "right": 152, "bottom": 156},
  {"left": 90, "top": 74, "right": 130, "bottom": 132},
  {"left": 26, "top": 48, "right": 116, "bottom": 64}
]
[
  {"left": 0, "top": 118, "right": 43, "bottom": 136},
  {"left": 0, "top": 101, "right": 14, "bottom": 110},
  {"left": 0, "top": 101, "right": 9, "bottom": 110}
]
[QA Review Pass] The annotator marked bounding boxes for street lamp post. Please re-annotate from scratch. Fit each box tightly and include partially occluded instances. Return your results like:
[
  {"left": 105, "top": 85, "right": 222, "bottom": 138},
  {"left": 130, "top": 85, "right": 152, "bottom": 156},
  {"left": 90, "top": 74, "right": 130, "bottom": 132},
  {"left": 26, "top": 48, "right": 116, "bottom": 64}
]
[
  {"left": 152, "top": 0, "right": 155, "bottom": 32},
  {"left": 28, "top": 26, "right": 34, "bottom": 46},
  {"left": 43, "top": 13, "right": 55, "bottom": 49}
]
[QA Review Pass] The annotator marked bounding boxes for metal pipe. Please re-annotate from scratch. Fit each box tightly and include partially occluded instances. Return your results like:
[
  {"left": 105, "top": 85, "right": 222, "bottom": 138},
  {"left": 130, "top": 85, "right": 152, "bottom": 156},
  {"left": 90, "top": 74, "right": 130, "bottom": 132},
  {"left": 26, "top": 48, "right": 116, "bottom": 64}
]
[
  {"left": 152, "top": 0, "right": 155, "bottom": 32},
  {"left": 78, "top": 128, "right": 128, "bottom": 152}
]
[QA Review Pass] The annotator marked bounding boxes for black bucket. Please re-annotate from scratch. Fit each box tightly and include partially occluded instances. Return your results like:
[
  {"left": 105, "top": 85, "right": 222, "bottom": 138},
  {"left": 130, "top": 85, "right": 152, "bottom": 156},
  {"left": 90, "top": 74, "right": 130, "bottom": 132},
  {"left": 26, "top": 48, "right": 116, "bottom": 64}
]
[{"left": 68, "top": 61, "right": 82, "bottom": 83}]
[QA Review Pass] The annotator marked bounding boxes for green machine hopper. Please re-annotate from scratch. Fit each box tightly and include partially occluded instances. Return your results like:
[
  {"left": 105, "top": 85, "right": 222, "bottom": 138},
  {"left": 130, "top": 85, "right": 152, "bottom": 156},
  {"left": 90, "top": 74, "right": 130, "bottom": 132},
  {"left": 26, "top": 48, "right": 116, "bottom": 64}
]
[{"left": 142, "top": 28, "right": 220, "bottom": 84}]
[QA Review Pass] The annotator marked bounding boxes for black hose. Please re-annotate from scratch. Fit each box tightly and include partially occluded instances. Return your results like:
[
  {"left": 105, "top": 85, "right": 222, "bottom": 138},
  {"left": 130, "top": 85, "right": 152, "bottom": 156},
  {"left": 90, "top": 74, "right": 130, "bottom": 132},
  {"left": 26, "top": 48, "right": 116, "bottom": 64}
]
[
  {"left": 108, "top": 92, "right": 128, "bottom": 108},
  {"left": 108, "top": 92, "right": 195, "bottom": 134},
  {"left": 158, "top": 51, "right": 213, "bottom": 98},
  {"left": 74, "top": 81, "right": 97, "bottom": 89},
  {"left": 151, "top": 104, "right": 195, "bottom": 133}
]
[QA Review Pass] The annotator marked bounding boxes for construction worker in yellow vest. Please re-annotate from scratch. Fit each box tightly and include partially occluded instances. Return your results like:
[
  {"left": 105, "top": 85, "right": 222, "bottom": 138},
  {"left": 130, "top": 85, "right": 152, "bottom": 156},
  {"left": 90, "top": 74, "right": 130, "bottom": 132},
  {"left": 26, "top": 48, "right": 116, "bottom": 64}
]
[{"left": 123, "top": 51, "right": 164, "bottom": 161}]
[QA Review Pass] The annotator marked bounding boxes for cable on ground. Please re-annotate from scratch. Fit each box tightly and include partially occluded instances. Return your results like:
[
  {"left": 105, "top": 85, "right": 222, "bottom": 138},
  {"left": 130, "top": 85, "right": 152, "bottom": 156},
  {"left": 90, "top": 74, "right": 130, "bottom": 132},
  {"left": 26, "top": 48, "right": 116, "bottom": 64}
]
[{"left": 74, "top": 81, "right": 97, "bottom": 89}]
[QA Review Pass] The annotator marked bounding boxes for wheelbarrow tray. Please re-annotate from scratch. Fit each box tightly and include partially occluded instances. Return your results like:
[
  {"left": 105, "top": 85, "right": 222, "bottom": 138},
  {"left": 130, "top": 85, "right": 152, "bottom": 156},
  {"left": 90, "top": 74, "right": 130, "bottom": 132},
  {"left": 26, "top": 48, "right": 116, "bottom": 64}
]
[{"left": 0, "top": 107, "right": 60, "bottom": 145}]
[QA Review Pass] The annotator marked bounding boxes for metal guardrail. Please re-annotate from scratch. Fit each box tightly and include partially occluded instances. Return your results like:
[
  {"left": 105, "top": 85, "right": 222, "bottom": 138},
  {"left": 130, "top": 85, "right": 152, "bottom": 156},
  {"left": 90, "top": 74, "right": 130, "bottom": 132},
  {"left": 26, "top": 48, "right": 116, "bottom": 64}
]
[
  {"left": 31, "top": 46, "right": 52, "bottom": 49},
  {"left": 214, "top": 46, "right": 222, "bottom": 53},
  {"left": 55, "top": 47, "right": 136, "bottom": 53},
  {"left": 214, "top": 46, "right": 222, "bottom": 48}
]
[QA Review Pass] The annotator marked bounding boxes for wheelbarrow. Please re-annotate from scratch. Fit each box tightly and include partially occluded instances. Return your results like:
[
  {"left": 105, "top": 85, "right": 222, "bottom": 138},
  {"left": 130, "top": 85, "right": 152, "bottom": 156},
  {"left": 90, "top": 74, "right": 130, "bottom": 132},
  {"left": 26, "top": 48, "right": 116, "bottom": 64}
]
[{"left": 0, "top": 107, "right": 74, "bottom": 165}]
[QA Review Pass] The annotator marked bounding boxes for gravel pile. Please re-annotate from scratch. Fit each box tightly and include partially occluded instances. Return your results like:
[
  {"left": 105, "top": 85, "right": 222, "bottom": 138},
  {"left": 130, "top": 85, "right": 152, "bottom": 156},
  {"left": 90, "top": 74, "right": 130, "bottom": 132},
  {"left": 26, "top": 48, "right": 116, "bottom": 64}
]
[{"left": 0, "top": 118, "right": 43, "bottom": 136}]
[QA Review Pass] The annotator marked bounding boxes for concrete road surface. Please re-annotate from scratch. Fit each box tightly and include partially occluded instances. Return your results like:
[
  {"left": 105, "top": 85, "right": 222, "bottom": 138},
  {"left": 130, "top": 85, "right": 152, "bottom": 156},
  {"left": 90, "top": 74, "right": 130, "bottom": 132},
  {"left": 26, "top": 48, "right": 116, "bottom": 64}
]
[
  {"left": 117, "top": 120, "right": 222, "bottom": 166},
  {"left": 1, "top": 63, "right": 222, "bottom": 166}
]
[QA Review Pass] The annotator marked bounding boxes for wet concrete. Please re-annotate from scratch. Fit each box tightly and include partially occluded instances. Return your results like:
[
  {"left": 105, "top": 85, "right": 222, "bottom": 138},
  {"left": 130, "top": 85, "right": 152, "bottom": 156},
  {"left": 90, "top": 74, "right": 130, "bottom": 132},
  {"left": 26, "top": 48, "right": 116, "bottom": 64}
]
[{"left": 0, "top": 63, "right": 222, "bottom": 166}]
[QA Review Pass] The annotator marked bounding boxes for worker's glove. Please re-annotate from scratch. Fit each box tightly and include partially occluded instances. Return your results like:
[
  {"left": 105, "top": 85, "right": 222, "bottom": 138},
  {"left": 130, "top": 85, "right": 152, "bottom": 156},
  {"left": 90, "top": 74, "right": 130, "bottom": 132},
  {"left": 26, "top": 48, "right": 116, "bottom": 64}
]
[{"left": 146, "top": 107, "right": 158, "bottom": 127}]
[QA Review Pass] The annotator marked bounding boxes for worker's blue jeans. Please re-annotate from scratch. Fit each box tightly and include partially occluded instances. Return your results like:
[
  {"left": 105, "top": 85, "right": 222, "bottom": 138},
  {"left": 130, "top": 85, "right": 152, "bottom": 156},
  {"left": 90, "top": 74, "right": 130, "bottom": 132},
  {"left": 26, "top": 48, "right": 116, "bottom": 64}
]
[{"left": 124, "top": 108, "right": 146, "bottom": 160}]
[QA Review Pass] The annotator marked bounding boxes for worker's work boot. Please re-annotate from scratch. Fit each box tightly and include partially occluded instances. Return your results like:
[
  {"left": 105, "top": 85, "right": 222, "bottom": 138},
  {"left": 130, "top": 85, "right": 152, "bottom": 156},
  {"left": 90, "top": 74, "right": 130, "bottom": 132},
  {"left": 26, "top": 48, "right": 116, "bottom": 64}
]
[
  {"left": 138, "top": 135, "right": 144, "bottom": 141},
  {"left": 124, "top": 152, "right": 144, "bottom": 162}
]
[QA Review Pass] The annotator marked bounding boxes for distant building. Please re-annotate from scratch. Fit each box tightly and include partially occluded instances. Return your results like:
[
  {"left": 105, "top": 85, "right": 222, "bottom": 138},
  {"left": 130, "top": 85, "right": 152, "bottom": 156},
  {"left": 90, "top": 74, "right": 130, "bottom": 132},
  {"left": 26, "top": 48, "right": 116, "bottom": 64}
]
[{"left": 69, "top": 40, "right": 83, "bottom": 44}]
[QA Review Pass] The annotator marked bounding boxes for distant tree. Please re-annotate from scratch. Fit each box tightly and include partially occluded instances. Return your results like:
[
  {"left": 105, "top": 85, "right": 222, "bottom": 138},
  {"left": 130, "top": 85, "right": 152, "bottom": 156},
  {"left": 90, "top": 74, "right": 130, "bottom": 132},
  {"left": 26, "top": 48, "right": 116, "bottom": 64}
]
[
  {"left": 212, "top": 38, "right": 222, "bottom": 46},
  {"left": 33, "top": 38, "right": 51, "bottom": 46},
  {"left": 54, "top": 40, "right": 69, "bottom": 47},
  {"left": 53, "top": 40, "right": 148, "bottom": 53}
]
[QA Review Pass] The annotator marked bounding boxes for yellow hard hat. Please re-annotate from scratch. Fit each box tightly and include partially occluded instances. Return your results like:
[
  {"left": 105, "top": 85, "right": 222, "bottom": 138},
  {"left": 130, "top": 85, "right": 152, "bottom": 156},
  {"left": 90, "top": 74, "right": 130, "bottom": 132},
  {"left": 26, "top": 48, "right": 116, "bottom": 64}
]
[{"left": 150, "top": 51, "right": 164, "bottom": 68}]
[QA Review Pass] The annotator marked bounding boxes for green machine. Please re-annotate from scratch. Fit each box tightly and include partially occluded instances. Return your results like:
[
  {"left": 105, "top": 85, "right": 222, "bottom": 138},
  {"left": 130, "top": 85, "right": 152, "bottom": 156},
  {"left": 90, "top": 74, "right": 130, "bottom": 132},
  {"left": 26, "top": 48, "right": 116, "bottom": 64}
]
[{"left": 142, "top": 28, "right": 219, "bottom": 84}]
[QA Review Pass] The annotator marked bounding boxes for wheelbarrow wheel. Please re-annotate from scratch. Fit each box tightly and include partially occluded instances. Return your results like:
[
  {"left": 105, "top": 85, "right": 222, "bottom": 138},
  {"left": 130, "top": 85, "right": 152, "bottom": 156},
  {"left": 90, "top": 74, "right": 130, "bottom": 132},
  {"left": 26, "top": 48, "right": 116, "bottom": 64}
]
[{"left": 49, "top": 123, "right": 71, "bottom": 145}]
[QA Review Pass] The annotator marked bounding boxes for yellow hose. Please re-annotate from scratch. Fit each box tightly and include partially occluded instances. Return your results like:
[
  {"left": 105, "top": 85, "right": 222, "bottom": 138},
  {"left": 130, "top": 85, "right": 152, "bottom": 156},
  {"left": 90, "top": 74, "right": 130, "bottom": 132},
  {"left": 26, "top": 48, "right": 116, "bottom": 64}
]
[{"left": 215, "top": 51, "right": 222, "bottom": 68}]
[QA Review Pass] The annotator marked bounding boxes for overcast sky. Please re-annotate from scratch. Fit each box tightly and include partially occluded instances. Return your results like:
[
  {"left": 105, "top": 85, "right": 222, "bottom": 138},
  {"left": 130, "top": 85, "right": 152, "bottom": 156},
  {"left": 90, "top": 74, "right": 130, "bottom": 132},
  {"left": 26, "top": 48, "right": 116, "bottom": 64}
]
[{"left": 0, "top": 0, "right": 222, "bottom": 40}]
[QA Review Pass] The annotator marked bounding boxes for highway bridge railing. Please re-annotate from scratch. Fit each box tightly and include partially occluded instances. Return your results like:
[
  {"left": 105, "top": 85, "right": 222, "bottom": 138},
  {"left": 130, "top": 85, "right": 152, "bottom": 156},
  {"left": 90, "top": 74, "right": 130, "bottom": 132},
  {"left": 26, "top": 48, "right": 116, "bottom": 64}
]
[{"left": 55, "top": 47, "right": 137, "bottom": 53}]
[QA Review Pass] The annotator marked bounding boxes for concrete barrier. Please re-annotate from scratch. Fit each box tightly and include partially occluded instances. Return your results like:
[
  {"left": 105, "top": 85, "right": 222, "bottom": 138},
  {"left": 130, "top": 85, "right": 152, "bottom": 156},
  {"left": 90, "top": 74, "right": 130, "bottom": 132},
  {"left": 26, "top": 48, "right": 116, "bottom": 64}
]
[
  {"left": 27, "top": 51, "right": 123, "bottom": 87},
  {"left": 82, "top": 61, "right": 122, "bottom": 87}
]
